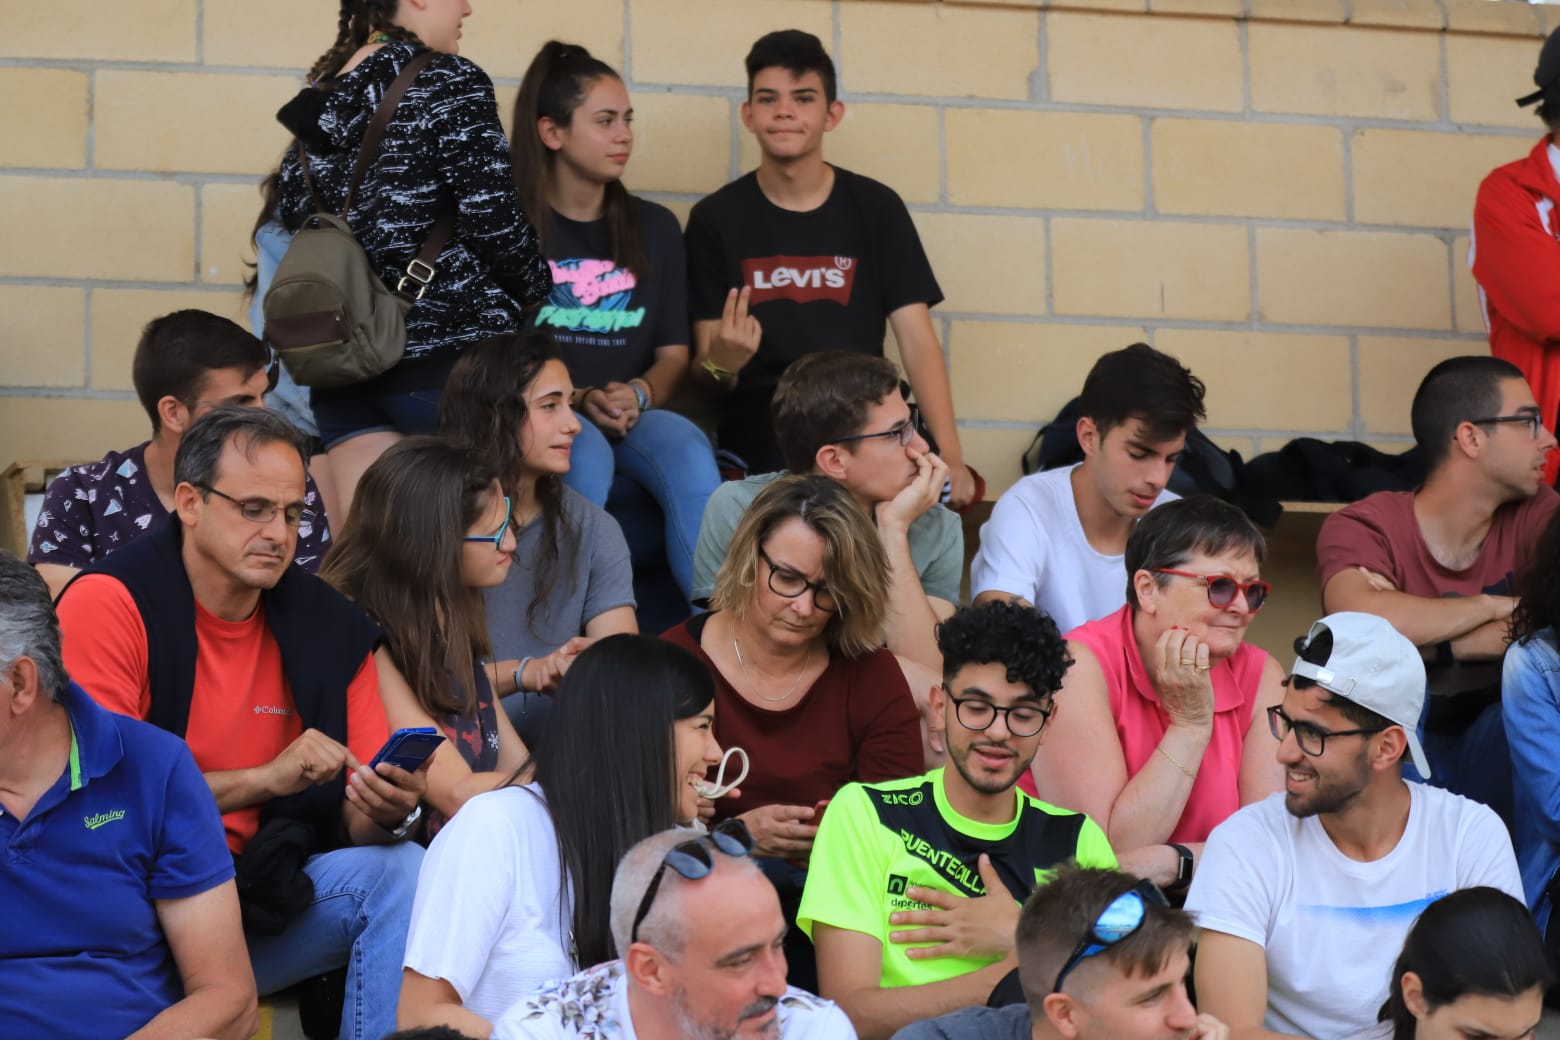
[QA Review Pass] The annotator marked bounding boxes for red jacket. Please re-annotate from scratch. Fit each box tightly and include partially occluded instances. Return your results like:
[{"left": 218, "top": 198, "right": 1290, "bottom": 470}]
[{"left": 1472, "top": 136, "right": 1560, "bottom": 483}]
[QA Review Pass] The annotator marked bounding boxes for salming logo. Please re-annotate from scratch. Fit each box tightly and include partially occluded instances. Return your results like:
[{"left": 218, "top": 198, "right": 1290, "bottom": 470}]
[{"left": 84, "top": 810, "right": 126, "bottom": 831}]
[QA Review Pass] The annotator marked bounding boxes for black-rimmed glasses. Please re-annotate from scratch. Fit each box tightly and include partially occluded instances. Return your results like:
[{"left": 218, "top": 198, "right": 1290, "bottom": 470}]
[
  {"left": 1471, "top": 412, "right": 1544, "bottom": 440},
  {"left": 195, "top": 483, "right": 313, "bottom": 527},
  {"left": 832, "top": 421, "right": 915, "bottom": 448},
  {"left": 1052, "top": 878, "right": 1169, "bottom": 993},
  {"left": 462, "top": 496, "right": 513, "bottom": 551},
  {"left": 945, "top": 687, "right": 1053, "bottom": 738},
  {"left": 758, "top": 547, "right": 837, "bottom": 612},
  {"left": 1267, "top": 705, "right": 1385, "bottom": 756},
  {"left": 1151, "top": 569, "right": 1271, "bottom": 612},
  {"left": 630, "top": 819, "right": 755, "bottom": 944}
]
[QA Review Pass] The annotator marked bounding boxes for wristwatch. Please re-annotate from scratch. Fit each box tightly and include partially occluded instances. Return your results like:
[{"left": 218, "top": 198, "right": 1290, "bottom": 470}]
[
  {"left": 1167, "top": 842, "right": 1194, "bottom": 891},
  {"left": 701, "top": 356, "right": 736, "bottom": 382},
  {"left": 388, "top": 804, "right": 423, "bottom": 840},
  {"left": 630, "top": 380, "right": 650, "bottom": 412}
]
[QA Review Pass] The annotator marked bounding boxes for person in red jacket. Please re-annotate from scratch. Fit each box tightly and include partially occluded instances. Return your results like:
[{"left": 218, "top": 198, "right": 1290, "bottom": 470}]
[{"left": 1473, "top": 27, "right": 1560, "bottom": 485}]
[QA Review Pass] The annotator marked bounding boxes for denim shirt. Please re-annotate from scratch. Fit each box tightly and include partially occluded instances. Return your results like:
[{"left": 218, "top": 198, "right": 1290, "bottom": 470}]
[{"left": 1503, "top": 628, "right": 1560, "bottom": 931}]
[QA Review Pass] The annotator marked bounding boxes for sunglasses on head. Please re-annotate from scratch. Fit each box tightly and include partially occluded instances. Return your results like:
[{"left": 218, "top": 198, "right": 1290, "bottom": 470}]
[
  {"left": 1151, "top": 569, "right": 1270, "bottom": 612},
  {"left": 1052, "top": 878, "right": 1170, "bottom": 993},
  {"left": 629, "top": 819, "right": 755, "bottom": 945}
]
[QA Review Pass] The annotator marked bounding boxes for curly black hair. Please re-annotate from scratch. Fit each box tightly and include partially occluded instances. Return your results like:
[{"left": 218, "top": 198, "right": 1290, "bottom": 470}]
[{"left": 936, "top": 600, "right": 1074, "bottom": 697}]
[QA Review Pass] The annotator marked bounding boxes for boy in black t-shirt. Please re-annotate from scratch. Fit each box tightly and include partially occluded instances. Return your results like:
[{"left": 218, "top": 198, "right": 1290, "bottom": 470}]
[{"left": 684, "top": 30, "right": 976, "bottom": 506}]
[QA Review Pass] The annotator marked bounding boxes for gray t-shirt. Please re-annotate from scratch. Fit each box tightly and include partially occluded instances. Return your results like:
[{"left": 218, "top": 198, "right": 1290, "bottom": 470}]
[
  {"left": 890, "top": 1005, "right": 1030, "bottom": 1040},
  {"left": 691, "top": 471, "right": 963, "bottom": 604},
  {"left": 484, "top": 486, "right": 635, "bottom": 660}
]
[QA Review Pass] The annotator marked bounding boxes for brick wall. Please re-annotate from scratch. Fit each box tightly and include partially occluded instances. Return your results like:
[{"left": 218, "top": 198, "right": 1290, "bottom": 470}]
[{"left": 2, "top": 0, "right": 1553, "bottom": 496}]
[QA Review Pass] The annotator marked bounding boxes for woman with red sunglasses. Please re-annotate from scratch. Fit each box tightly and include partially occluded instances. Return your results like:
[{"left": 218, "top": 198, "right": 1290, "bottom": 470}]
[{"left": 1030, "top": 496, "right": 1286, "bottom": 898}]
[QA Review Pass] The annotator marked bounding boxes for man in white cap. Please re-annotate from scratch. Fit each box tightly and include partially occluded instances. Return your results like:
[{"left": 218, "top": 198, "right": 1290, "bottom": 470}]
[{"left": 1184, "top": 613, "right": 1522, "bottom": 1040}]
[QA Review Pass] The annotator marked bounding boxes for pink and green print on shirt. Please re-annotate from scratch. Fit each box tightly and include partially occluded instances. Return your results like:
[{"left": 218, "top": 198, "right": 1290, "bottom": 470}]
[{"left": 796, "top": 767, "right": 1116, "bottom": 989}]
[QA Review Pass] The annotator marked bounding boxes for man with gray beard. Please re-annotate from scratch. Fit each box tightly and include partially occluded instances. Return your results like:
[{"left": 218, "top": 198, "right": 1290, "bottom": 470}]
[{"left": 492, "top": 821, "right": 857, "bottom": 1040}]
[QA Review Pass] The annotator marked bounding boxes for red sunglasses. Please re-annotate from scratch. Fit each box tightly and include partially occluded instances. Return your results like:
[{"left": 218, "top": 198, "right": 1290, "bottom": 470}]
[{"left": 1151, "top": 569, "right": 1271, "bottom": 612}]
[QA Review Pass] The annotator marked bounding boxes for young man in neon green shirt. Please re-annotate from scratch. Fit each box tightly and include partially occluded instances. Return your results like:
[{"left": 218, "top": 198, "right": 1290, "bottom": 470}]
[{"left": 798, "top": 600, "right": 1116, "bottom": 1040}]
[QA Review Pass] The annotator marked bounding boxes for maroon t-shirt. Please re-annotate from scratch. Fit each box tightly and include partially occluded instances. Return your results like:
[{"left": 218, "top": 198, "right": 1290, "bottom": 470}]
[{"left": 663, "top": 613, "right": 922, "bottom": 820}]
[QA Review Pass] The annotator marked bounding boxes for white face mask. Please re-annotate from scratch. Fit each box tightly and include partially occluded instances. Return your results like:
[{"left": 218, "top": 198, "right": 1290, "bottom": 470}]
[{"left": 691, "top": 745, "right": 749, "bottom": 800}]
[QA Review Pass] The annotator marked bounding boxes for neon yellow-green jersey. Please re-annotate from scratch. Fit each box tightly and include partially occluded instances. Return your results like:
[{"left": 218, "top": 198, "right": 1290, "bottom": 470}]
[{"left": 796, "top": 767, "right": 1116, "bottom": 989}]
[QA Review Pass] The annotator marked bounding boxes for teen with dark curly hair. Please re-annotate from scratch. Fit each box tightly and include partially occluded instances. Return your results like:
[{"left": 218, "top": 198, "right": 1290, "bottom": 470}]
[{"left": 798, "top": 599, "right": 1116, "bottom": 1040}]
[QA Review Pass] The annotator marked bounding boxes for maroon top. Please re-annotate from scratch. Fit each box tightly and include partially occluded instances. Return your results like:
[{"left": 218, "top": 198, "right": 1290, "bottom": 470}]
[{"left": 664, "top": 613, "right": 923, "bottom": 819}]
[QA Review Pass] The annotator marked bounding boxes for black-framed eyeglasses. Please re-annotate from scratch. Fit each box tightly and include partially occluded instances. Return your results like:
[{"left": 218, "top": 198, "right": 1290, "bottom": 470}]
[
  {"left": 945, "top": 687, "right": 1053, "bottom": 738},
  {"left": 1151, "top": 569, "right": 1271, "bottom": 612},
  {"left": 195, "top": 483, "right": 313, "bottom": 527},
  {"left": 832, "top": 420, "right": 915, "bottom": 448},
  {"left": 1471, "top": 412, "right": 1544, "bottom": 440},
  {"left": 1267, "top": 705, "right": 1385, "bottom": 757},
  {"left": 1052, "top": 878, "right": 1169, "bottom": 993},
  {"left": 758, "top": 547, "right": 838, "bottom": 612},
  {"left": 462, "top": 496, "right": 513, "bottom": 551},
  {"left": 630, "top": 819, "right": 755, "bottom": 944}
]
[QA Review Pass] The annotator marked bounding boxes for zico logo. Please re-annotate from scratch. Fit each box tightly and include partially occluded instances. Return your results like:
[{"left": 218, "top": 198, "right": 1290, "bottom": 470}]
[
  {"left": 880, "top": 791, "right": 924, "bottom": 807},
  {"left": 742, "top": 255, "right": 857, "bottom": 306}
]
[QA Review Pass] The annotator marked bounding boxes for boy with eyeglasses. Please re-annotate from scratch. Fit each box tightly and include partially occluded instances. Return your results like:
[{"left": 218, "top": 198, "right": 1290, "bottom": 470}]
[
  {"left": 28, "top": 309, "right": 331, "bottom": 598},
  {"left": 798, "top": 601, "right": 1116, "bottom": 1040},
  {"left": 1187, "top": 612, "right": 1521, "bottom": 1040},
  {"left": 491, "top": 823, "right": 855, "bottom": 1040},
  {"left": 1317, "top": 356, "right": 1558, "bottom": 821},
  {"left": 892, "top": 867, "right": 1225, "bottom": 1040}
]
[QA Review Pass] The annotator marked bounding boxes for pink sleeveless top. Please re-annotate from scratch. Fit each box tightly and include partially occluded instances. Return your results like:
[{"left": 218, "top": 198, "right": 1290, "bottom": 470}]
[{"left": 1044, "top": 605, "right": 1266, "bottom": 844}]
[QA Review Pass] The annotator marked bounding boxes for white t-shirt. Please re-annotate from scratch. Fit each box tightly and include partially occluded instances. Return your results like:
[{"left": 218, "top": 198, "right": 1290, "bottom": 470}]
[
  {"left": 491, "top": 959, "right": 858, "bottom": 1040},
  {"left": 1185, "top": 786, "right": 1523, "bottom": 1040},
  {"left": 969, "top": 466, "right": 1177, "bottom": 634},
  {"left": 403, "top": 784, "right": 577, "bottom": 1024}
]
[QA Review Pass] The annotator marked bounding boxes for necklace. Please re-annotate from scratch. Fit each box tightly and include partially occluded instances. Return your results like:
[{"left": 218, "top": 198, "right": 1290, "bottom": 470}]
[{"left": 732, "top": 633, "right": 813, "bottom": 704}]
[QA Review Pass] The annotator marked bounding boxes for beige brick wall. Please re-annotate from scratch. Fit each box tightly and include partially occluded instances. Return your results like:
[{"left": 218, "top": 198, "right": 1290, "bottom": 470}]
[{"left": 2, "top": 0, "right": 1551, "bottom": 498}]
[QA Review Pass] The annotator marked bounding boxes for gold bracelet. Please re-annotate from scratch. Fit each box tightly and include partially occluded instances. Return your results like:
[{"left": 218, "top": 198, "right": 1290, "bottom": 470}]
[{"left": 1156, "top": 743, "right": 1198, "bottom": 780}]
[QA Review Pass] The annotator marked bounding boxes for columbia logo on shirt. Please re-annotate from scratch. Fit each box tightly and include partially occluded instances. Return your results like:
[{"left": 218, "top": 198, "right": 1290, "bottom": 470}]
[
  {"left": 742, "top": 255, "right": 857, "bottom": 306},
  {"left": 253, "top": 705, "right": 293, "bottom": 717}
]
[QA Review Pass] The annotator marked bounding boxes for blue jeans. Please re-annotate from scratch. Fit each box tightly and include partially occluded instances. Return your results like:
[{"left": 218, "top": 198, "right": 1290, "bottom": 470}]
[
  {"left": 563, "top": 409, "right": 720, "bottom": 600},
  {"left": 246, "top": 842, "right": 423, "bottom": 1040}
]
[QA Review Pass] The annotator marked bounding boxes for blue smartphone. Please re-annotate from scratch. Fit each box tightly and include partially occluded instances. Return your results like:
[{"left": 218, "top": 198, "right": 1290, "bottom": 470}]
[{"left": 368, "top": 727, "right": 445, "bottom": 771}]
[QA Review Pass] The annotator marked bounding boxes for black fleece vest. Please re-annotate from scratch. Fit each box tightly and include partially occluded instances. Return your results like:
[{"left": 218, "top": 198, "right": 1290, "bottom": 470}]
[{"left": 67, "top": 518, "right": 382, "bottom": 838}]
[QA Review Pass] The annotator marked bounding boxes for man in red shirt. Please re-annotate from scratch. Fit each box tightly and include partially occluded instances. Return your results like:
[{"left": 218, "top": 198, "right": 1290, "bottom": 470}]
[
  {"left": 55, "top": 406, "right": 427, "bottom": 1040},
  {"left": 1317, "top": 357, "right": 1556, "bottom": 823},
  {"left": 1472, "top": 27, "right": 1560, "bottom": 485}
]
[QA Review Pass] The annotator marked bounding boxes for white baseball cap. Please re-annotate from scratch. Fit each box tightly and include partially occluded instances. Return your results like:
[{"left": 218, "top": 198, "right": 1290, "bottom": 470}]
[{"left": 1289, "top": 612, "right": 1430, "bottom": 779}]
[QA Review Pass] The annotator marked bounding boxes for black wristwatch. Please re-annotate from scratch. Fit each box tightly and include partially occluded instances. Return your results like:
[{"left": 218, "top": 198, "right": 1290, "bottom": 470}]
[{"left": 1168, "top": 842, "right": 1194, "bottom": 891}]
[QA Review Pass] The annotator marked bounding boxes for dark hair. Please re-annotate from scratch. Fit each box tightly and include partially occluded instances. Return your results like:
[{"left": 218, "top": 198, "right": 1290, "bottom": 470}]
[
  {"left": 937, "top": 600, "right": 1073, "bottom": 701},
  {"left": 1079, "top": 343, "right": 1206, "bottom": 442},
  {"left": 1016, "top": 867, "right": 1195, "bottom": 1010},
  {"left": 519, "top": 634, "right": 715, "bottom": 968},
  {"left": 320, "top": 438, "right": 498, "bottom": 717},
  {"left": 246, "top": 0, "right": 426, "bottom": 295},
  {"left": 438, "top": 333, "right": 578, "bottom": 630},
  {"left": 1410, "top": 356, "right": 1527, "bottom": 471},
  {"left": 133, "top": 310, "right": 274, "bottom": 434},
  {"left": 745, "top": 29, "right": 837, "bottom": 104},
  {"left": 173, "top": 405, "right": 310, "bottom": 490},
  {"left": 1512, "top": 505, "right": 1560, "bottom": 644},
  {"left": 772, "top": 353, "right": 903, "bottom": 473},
  {"left": 0, "top": 551, "right": 67, "bottom": 699},
  {"left": 1380, "top": 887, "right": 1552, "bottom": 1040},
  {"left": 1287, "top": 625, "right": 1396, "bottom": 733},
  {"left": 512, "top": 41, "right": 646, "bottom": 279},
  {"left": 382, "top": 1029, "right": 482, "bottom": 1040},
  {"left": 1124, "top": 495, "right": 1267, "bottom": 611}
]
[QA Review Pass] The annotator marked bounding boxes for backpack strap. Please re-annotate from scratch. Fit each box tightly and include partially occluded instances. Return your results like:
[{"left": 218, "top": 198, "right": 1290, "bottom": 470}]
[{"left": 342, "top": 48, "right": 439, "bottom": 218}]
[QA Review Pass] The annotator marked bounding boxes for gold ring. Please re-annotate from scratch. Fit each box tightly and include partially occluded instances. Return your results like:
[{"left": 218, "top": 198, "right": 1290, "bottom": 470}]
[
  {"left": 1195, "top": 664, "right": 1211, "bottom": 672},
  {"left": 1180, "top": 658, "right": 1195, "bottom": 666}
]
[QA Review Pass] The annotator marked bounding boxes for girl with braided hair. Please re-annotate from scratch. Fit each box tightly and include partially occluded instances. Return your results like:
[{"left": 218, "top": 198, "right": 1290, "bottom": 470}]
[{"left": 254, "top": 0, "right": 552, "bottom": 518}]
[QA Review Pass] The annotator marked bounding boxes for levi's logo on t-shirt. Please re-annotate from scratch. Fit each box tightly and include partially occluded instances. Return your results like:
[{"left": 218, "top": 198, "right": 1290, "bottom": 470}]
[{"left": 742, "top": 255, "right": 857, "bottom": 305}]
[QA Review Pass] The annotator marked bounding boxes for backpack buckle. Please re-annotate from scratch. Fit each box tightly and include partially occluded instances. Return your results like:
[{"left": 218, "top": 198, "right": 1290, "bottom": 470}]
[{"left": 397, "top": 259, "right": 437, "bottom": 300}]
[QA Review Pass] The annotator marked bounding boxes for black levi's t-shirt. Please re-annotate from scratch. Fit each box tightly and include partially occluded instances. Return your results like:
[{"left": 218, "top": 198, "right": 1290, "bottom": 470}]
[
  {"left": 685, "top": 166, "right": 943, "bottom": 472},
  {"left": 527, "top": 197, "right": 689, "bottom": 391}
]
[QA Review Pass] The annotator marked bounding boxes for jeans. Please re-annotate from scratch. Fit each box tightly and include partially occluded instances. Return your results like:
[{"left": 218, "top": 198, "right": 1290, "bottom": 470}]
[
  {"left": 246, "top": 842, "right": 424, "bottom": 1040},
  {"left": 562, "top": 410, "right": 720, "bottom": 600}
]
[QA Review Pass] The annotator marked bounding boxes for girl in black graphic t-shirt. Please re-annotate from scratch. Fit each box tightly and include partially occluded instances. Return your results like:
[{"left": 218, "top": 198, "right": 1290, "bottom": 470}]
[{"left": 511, "top": 41, "right": 720, "bottom": 609}]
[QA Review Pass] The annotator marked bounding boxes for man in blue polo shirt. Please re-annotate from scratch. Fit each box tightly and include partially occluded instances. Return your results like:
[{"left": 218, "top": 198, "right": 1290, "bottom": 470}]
[{"left": 0, "top": 551, "right": 256, "bottom": 1040}]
